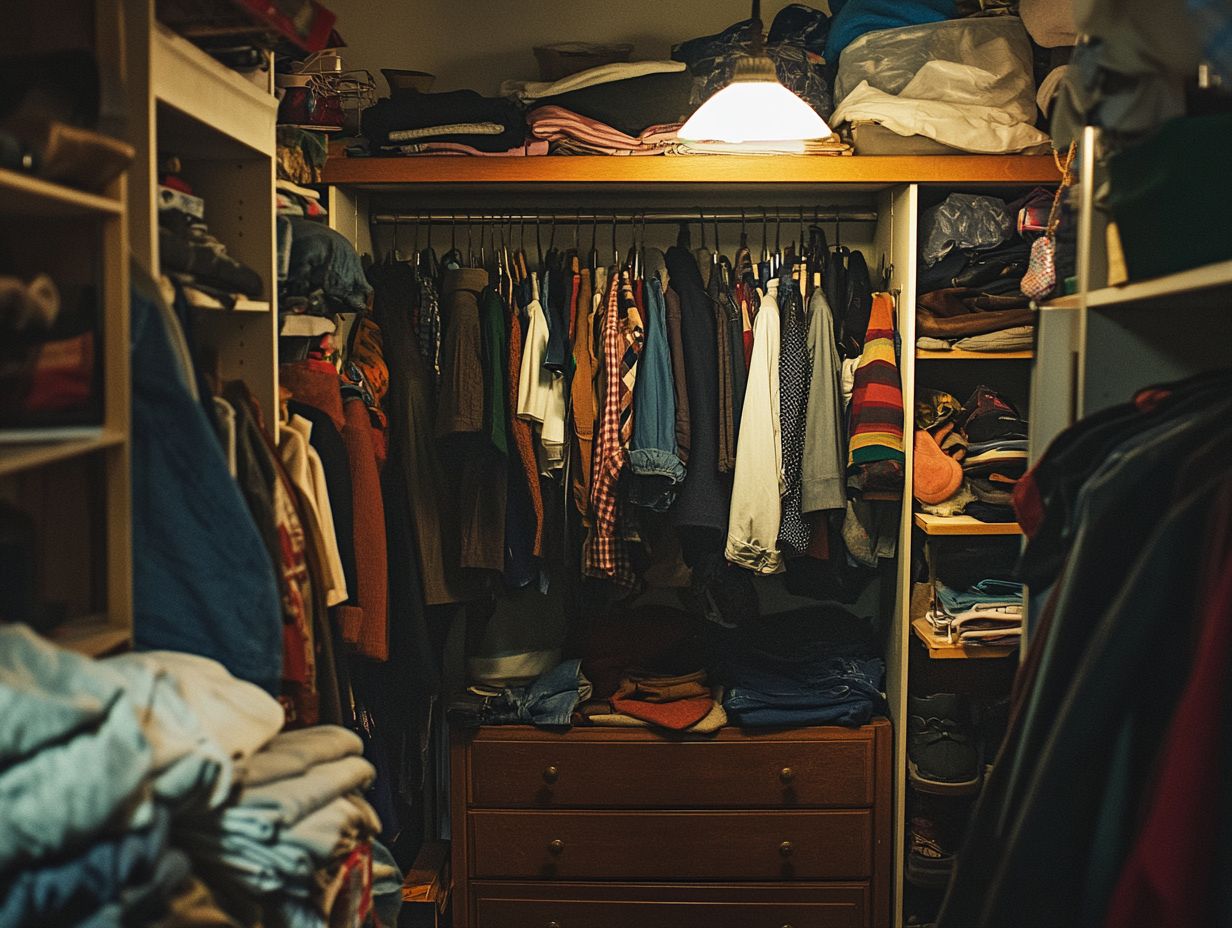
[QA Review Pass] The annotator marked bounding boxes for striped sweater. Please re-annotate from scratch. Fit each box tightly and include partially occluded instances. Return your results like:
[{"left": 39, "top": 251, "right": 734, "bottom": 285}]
[{"left": 847, "top": 292, "right": 904, "bottom": 469}]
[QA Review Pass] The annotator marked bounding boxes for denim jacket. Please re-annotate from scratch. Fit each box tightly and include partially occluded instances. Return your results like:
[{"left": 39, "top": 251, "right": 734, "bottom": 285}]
[
  {"left": 449, "top": 659, "right": 591, "bottom": 729},
  {"left": 627, "top": 277, "right": 687, "bottom": 511}
]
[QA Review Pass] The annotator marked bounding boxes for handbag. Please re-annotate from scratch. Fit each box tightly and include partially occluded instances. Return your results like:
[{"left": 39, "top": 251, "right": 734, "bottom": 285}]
[{"left": 1021, "top": 142, "right": 1077, "bottom": 301}]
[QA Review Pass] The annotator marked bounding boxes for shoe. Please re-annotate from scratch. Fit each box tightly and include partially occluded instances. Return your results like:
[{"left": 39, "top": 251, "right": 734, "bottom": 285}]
[
  {"left": 906, "top": 813, "right": 955, "bottom": 889},
  {"left": 908, "top": 693, "right": 981, "bottom": 794}
]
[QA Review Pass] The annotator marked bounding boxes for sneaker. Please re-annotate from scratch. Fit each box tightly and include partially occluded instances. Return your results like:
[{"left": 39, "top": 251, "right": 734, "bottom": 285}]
[
  {"left": 907, "top": 813, "right": 956, "bottom": 889},
  {"left": 908, "top": 693, "right": 981, "bottom": 794}
]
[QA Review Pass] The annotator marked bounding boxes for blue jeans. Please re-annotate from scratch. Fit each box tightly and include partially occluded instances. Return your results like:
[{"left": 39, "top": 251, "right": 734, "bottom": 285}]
[
  {"left": 450, "top": 659, "right": 586, "bottom": 729},
  {"left": 628, "top": 277, "right": 686, "bottom": 511}
]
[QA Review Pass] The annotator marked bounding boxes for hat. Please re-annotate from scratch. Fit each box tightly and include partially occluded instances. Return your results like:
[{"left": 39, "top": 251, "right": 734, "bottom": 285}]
[
  {"left": 610, "top": 690, "right": 713, "bottom": 730},
  {"left": 913, "top": 429, "right": 963, "bottom": 504}
]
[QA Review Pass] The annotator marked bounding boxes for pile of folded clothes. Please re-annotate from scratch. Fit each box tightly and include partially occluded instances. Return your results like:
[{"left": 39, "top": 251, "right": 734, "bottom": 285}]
[
  {"left": 912, "top": 385, "right": 1029, "bottom": 523},
  {"left": 177, "top": 727, "right": 388, "bottom": 928},
  {"left": 280, "top": 217, "right": 372, "bottom": 347},
  {"left": 276, "top": 179, "right": 326, "bottom": 220},
  {"left": 717, "top": 615, "right": 886, "bottom": 728},
  {"left": 521, "top": 62, "right": 694, "bottom": 155},
  {"left": 915, "top": 191, "right": 1051, "bottom": 353},
  {"left": 360, "top": 88, "right": 538, "bottom": 157},
  {"left": 926, "top": 578, "right": 1024, "bottom": 648},
  {"left": 0, "top": 624, "right": 403, "bottom": 928},
  {"left": 449, "top": 658, "right": 592, "bottom": 729}
]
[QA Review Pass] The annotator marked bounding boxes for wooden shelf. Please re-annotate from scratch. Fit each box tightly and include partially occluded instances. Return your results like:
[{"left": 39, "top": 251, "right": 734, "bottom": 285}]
[
  {"left": 916, "top": 349, "right": 1033, "bottom": 360},
  {"left": 913, "top": 513, "right": 1022, "bottom": 536},
  {"left": 1038, "top": 293, "right": 1081, "bottom": 310},
  {"left": 323, "top": 154, "right": 1061, "bottom": 188},
  {"left": 52, "top": 616, "right": 131, "bottom": 657},
  {"left": 1087, "top": 259, "right": 1232, "bottom": 310},
  {"left": 0, "top": 430, "right": 125, "bottom": 478},
  {"left": 166, "top": 279, "right": 270, "bottom": 313},
  {"left": 151, "top": 23, "right": 277, "bottom": 157},
  {"left": 0, "top": 167, "right": 124, "bottom": 217},
  {"left": 911, "top": 617, "right": 1017, "bottom": 660}
]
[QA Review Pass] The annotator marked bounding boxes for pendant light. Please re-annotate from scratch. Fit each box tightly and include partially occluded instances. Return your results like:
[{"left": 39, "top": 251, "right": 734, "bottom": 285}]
[{"left": 677, "top": 0, "right": 832, "bottom": 144}]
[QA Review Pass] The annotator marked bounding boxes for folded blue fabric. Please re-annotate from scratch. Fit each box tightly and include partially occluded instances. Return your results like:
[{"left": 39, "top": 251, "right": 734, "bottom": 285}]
[
  {"left": 936, "top": 579, "right": 1024, "bottom": 615},
  {"left": 722, "top": 656, "right": 886, "bottom": 728},
  {"left": 824, "top": 0, "right": 956, "bottom": 65},
  {"left": 0, "top": 806, "right": 169, "bottom": 927}
]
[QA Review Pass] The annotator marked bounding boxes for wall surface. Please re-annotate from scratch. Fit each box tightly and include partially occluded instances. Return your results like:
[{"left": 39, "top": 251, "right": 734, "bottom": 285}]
[{"left": 326, "top": 0, "right": 826, "bottom": 96}]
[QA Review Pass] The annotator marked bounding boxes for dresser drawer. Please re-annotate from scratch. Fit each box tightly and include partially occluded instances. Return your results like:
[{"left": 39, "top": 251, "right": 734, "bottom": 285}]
[
  {"left": 472, "top": 881, "right": 869, "bottom": 928},
  {"left": 468, "top": 728, "right": 876, "bottom": 808},
  {"left": 470, "top": 810, "right": 872, "bottom": 882}
]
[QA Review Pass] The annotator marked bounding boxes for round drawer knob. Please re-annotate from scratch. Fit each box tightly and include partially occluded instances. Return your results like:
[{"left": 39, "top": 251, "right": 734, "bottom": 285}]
[
  {"left": 548, "top": 839, "right": 566, "bottom": 855},
  {"left": 782, "top": 923, "right": 794, "bottom": 928},
  {"left": 779, "top": 766, "right": 795, "bottom": 784},
  {"left": 548, "top": 922, "right": 562, "bottom": 928},
  {"left": 543, "top": 765, "right": 560, "bottom": 784},
  {"left": 779, "top": 840, "right": 795, "bottom": 857}
]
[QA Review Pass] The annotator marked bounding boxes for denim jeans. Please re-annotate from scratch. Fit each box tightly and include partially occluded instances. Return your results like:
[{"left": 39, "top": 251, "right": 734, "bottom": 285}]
[
  {"left": 936, "top": 579, "right": 1024, "bottom": 614},
  {"left": 628, "top": 277, "right": 686, "bottom": 511},
  {"left": 722, "top": 654, "right": 885, "bottom": 728},
  {"left": 450, "top": 659, "right": 589, "bottom": 729}
]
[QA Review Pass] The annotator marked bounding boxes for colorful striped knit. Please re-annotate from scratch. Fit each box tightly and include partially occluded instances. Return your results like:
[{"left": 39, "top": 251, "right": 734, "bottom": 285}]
[{"left": 847, "top": 292, "right": 904, "bottom": 468}]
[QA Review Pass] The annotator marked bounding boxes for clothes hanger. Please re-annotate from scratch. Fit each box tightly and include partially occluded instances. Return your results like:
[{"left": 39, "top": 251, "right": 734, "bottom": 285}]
[{"left": 589, "top": 212, "right": 600, "bottom": 271}]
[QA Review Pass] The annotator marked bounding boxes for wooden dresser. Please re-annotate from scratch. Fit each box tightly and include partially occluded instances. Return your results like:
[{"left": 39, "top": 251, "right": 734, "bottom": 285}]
[{"left": 449, "top": 720, "right": 893, "bottom": 927}]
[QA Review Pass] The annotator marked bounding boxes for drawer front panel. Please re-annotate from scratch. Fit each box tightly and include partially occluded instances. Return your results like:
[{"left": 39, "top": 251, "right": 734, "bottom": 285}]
[
  {"left": 470, "top": 810, "right": 872, "bottom": 882},
  {"left": 469, "top": 736, "right": 874, "bottom": 808},
  {"left": 476, "top": 898, "right": 863, "bottom": 928}
]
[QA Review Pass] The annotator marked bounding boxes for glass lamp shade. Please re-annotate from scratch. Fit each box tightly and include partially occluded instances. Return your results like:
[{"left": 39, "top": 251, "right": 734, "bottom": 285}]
[{"left": 677, "top": 56, "right": 833, "bottom": 143}]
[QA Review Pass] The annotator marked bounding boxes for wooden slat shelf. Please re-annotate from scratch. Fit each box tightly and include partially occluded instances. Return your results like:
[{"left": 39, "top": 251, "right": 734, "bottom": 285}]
[
  {"left": 911, "top": 617, "right": 1017, "bottom": 660},
  {"left": 913, "top": 513, "right": 1022, "bottom": 536},
  {"left": 916, "top": 349, "right": 1033, "bottom": 360},
  {"left": 0, "top": 430, "right": 125, "bottom": 478},
  {"left": 323, "top": 154, "right": 1061, "bottom": 187},
  {"left": 0, "top": 167, "right": 125, "bottom": 217},
  {"left": 1038, "top": 293, "right": 1081, "bottom": 310}
]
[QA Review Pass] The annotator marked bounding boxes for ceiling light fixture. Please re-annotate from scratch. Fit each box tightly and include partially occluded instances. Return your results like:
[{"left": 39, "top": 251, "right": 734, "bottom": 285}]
[{"left": 677, "top": 0, "right": 833, "bottom": 144}]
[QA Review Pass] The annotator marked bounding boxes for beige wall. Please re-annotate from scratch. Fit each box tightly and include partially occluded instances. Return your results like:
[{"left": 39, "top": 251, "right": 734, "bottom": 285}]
[{"left": 327, "top": 0, "right": 826, "bottom": 96}]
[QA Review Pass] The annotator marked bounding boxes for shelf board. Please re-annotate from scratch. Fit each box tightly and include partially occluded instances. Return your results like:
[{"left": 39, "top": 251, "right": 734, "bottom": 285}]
[
  {"left": 51, "top": 617, "right": 131, "bottom": 657},
  {"left": 913, "top": 513, "right": 1023, "bottom": 536},
  {"left": 911, "top": 617, "right": 1017, "bottom": 660},
  {"left": 172, "top": 281, "right": 270, "bottom": 312},
  {"left": 322, "top": 153, "right": 1062, "bottom": 188},
  {"left": 0, "top": 167, "right": 124, "bottom": 217},
  {"left": 1038, "top": 293, "right": 1081, "bottom": 310},
  {"left": 151, "top": 24, "right": 277, "bottom": 157},
  {"left": 0, "top": 429, "right": 125, "bottom": 478},
  {"left": 916, "top": 349, "right": 1033, "bottom": 360},
  {"left": 1086, "top": 259, "right": 1232, "bottom": 310}
]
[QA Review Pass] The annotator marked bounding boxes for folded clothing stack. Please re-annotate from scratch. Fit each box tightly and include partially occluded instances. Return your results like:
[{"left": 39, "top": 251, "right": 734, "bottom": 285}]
[
  {"left": 526, "top": 105, "right": 680, "bottom": 155},
  {"left": 0, "top": 625, "right": 281, "bottom": 928},
  {"left": 178, "top": 727, "right": 386, "bottom": 928},
  {"left": 361, "top": 88, "right": 528, "bottom": 155},
  {"left": 721, "top": 642, "right": 885, "bottom": 728},
  {"left": 927, "top": 579, "right": 1024, "bottom": 647},
  {"left": 581, "top": 669, "right": 727, "bottom": 733},
  {"left": 159, "top": 193, "right": 264, "bottom": 302},
  {"left": 276, "top": 179, "right": 327, "bottom": 220},
  {"left": 912, "top": 385, "right": 1028, "bottom": 523},
  {"left": 915, "top": 191, "right": 1050, "bottom": 351}
]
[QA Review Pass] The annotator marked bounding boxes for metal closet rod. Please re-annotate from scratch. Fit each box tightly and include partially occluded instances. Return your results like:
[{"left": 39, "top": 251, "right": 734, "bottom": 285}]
[{"left": 370, "top": 207, "right": 878, "bottom": 225}]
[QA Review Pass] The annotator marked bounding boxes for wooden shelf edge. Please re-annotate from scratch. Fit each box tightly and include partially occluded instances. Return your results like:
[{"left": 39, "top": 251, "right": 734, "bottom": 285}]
[
  {"left": 915, "top": 349, "right": 1033, "bottom": 360},
  {"left": 1038, "top": 293, "right": 1081, "bottom": 310},
  {"left": 0, "top": 167, "right": 125, "bottom": 216},
  {"left": 1087, "top": 259, "right": 1232, "bottom": 309},
  {"left": 913, "top": 513, "right": 1023, "bottom": 536},
  {"left": 323, "top": 153, "right": 1062, "bottom": 187},
  {"left": 910, "top": 617, "right": 1017, "bottom": 660},
  {"left": 52, "top": 618, "right": 131, "bottom": 657},
  {"left": 0, "top": 429, "right": 126, "bottom": 478}
]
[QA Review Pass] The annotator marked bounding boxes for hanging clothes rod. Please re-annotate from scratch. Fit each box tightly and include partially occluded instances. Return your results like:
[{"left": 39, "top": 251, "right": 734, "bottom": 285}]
[{"left": 370, "top": 207, "right": 878, "bottom": 225}]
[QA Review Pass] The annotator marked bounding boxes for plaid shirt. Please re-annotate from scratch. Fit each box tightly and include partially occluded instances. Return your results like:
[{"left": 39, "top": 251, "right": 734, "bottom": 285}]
[{"left": 585, "top": 271, "right": 643, "bottom": 584}]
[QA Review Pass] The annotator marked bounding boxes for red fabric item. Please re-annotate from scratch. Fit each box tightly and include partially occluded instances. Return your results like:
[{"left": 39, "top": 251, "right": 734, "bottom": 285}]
[
  {"left": 1012, "top": 466, "right": 1046, "bottom": 537},
  {"left": 22, "top": 333, "right": 94, "bottom": 414},
  {"left": 1102, "top": 481, "right": 1232, "bottom": 928},
  {"left": 342, "top": 396, "right": 389, "bottom": 661},
  {"left": 610, "top": 692, "right": 713, "bottom": 730}
]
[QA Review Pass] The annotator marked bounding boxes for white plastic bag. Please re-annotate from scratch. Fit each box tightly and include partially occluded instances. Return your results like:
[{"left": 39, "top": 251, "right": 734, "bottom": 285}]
[{"left": 830, "top": 17, "right": 1050, "bottom": 153}]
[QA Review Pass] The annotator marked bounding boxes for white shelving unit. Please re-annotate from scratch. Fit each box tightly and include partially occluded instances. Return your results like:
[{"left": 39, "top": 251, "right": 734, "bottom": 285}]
[{"left": 125, "top": 2, "right": 280, "bottom": 426}]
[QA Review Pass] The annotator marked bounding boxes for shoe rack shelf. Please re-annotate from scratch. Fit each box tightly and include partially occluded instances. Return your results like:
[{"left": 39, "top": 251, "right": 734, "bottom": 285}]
[
  {"left": 4, "top": 0, "right": 133, "bottom": 656},
  {"left": 125, "top": 0, "right": 281, "bottom": 428},
  {"left": 0, "top": 167, "right": 125, "bottom": 217}
]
